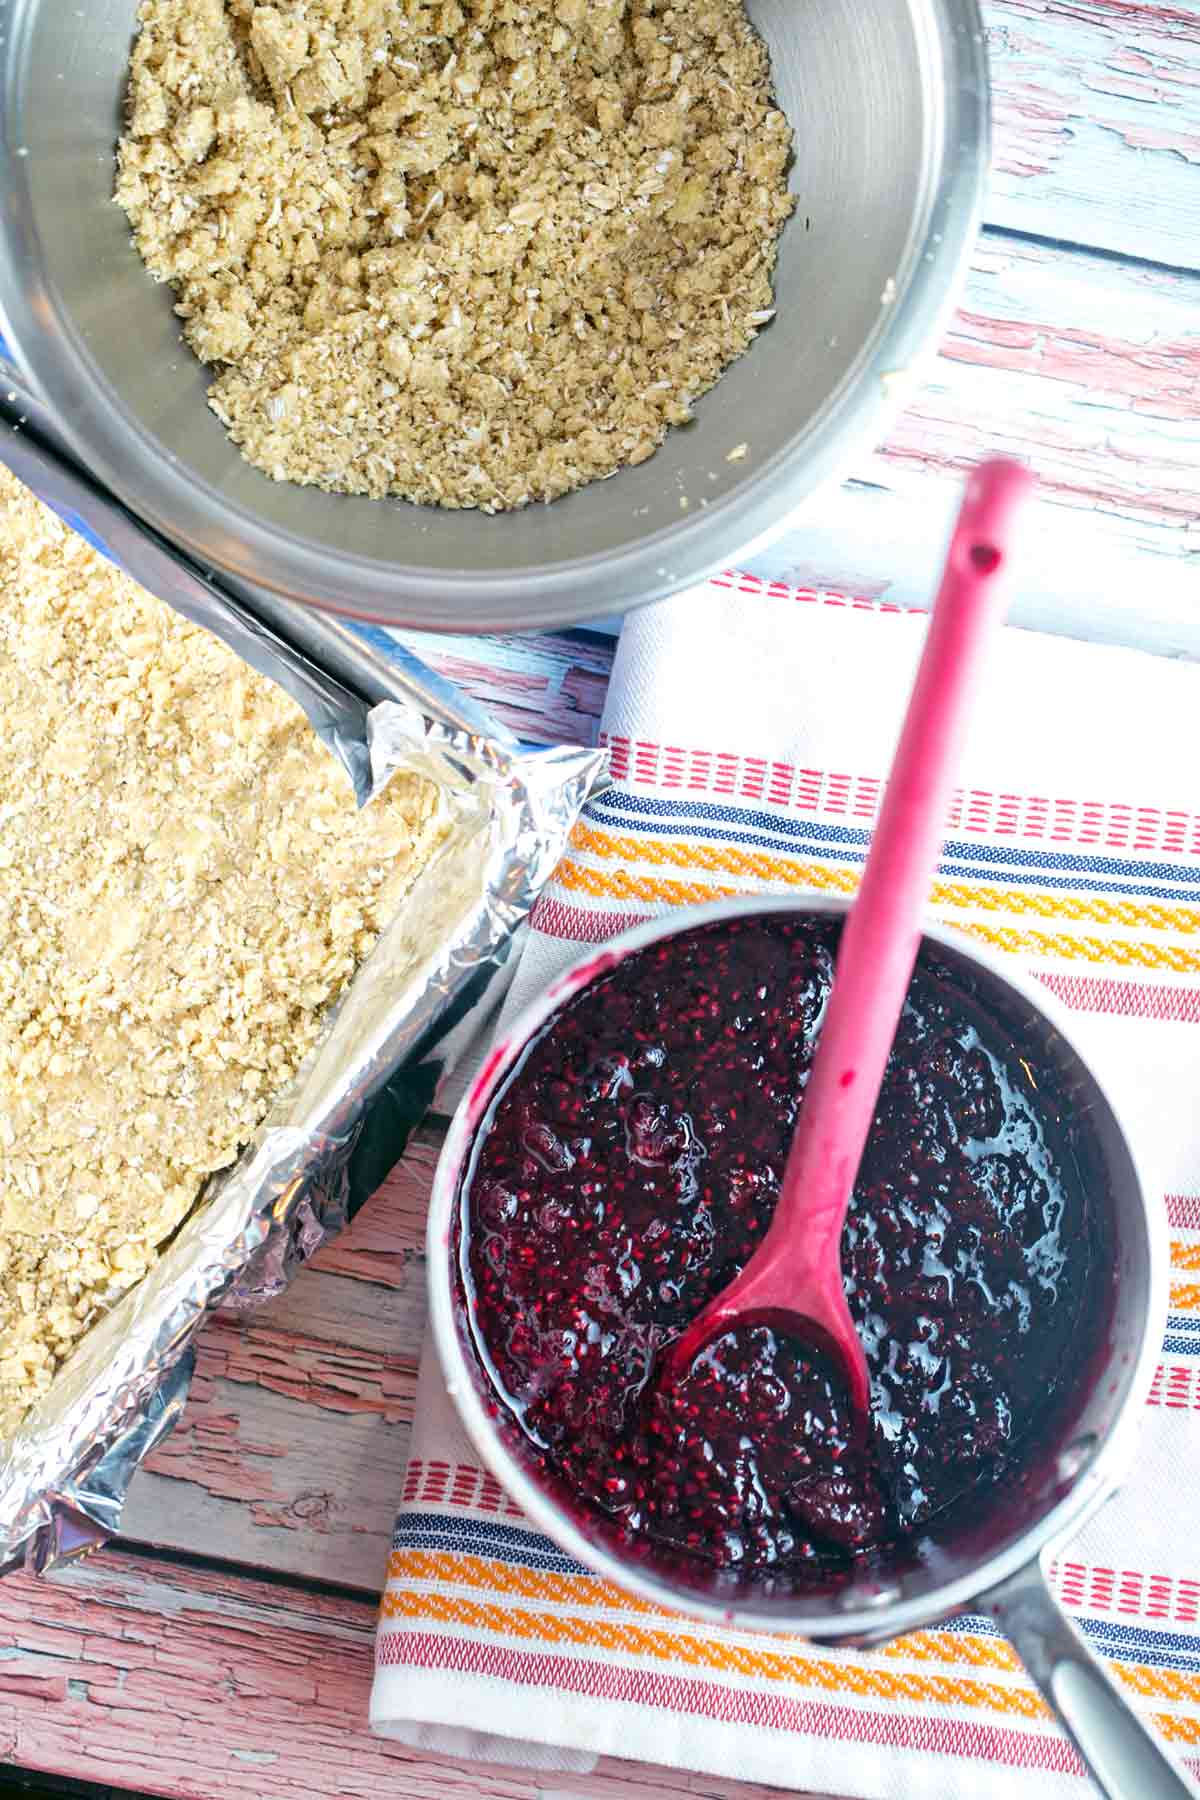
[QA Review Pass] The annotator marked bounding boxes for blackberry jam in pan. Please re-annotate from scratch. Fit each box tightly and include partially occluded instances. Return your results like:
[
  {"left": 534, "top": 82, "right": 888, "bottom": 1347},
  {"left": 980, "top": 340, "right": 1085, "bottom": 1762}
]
[{"left": 453, "top": 910, "right": 1112, "bottom": 1591}]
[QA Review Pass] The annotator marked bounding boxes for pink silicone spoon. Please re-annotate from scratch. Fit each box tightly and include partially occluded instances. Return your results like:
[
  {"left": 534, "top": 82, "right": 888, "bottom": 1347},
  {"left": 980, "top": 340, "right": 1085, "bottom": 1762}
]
[{"left": 666, "top": 458, "right": 1035, "bottom": 1412}]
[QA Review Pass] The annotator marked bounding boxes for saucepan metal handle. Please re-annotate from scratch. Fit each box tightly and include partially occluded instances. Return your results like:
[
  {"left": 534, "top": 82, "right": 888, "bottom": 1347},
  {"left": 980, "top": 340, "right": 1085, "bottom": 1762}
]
[{"left": 982, "top": 1559, "right": 1198, "bottom": 1800}]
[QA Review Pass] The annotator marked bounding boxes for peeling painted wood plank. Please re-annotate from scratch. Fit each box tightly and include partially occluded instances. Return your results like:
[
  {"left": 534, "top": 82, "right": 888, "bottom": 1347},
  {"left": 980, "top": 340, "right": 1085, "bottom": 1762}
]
[
  {"left": 120, "top": 1256, "right": 424, "bottom": 1583},
  {"left": 904, "top": 237, "right": 1199, "bottom": 515},
  {"left": 118, "top": 1130, "right": 442, "bottom": 1584},
  {"left": 390, "top": 629, "right": 614, "bottom": 745},
  {"left": 121, "top": 1354, "right": 413, "bottom": 1592},
  {"left": 987, "top": 0, "right": 1200, "bottom": 270},
  {"left": 746, "top": 232, "right": 1200, "bottom": 653},
  {"left": 0, "top": 1549, "right": 826, "bottom": 1800}
]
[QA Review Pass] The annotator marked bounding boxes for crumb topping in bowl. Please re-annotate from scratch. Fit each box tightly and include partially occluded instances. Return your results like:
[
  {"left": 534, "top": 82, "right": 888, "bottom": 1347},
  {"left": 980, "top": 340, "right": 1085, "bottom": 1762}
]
[{"left": 115, "top": 0, "right": 793, "bottom": 510}]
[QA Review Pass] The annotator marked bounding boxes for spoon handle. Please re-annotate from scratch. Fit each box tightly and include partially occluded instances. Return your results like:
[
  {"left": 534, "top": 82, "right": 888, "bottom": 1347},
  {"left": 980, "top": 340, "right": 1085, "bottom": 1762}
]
[{"left": 771, "top": 458, "right": 1034, "bottom": 1262}]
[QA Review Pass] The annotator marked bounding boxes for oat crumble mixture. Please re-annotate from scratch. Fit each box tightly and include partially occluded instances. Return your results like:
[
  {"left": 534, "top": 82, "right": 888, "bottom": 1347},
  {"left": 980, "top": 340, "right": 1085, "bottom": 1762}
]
[
  {"left": 0, "top": 467, "right": 442, "bottom": 1437},
  {"left": 114, "top": 0, "right": 793, "bottom": 509}
]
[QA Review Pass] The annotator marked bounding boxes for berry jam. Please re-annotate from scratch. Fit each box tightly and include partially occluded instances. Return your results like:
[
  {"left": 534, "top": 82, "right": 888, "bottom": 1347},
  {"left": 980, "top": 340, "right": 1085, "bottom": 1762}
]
[{"left": 457, "top": 915, "right": 1104, "bottom": 1585}]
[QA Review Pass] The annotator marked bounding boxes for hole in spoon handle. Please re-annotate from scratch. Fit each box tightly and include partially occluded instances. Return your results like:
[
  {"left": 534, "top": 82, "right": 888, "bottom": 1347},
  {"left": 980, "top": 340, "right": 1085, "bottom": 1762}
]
[
  {"left": 969, "top": 542, "right": 1001, "bottom": 574},
  {"left": 955, "top": 459, "right": 1034, "bottom": 587}
]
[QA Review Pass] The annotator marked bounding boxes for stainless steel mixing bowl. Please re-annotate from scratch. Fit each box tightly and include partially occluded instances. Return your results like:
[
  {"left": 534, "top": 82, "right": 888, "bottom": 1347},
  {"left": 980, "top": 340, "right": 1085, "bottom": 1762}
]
[
  {"left": 430, "top": 898, "right": 1195, "bottom": 1798},
  {"left": 0, "top": 0, "right": 987, "bottom": 630}
]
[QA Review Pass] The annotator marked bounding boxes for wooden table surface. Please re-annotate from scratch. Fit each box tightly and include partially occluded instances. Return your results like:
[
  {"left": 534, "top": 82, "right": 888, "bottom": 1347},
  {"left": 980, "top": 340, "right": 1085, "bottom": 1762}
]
[{"left": 4, "top": 3, "right": 1200, "bottom": 1795}]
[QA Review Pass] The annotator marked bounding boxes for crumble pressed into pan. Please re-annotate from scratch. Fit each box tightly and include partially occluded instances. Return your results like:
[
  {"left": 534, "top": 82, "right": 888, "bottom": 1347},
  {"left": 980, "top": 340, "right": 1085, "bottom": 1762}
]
[
  {"left": 114, "top": 0, "right": 793, "bottom": 510},
  {"left": 0, "top": 467, "right": 442, "bottom": 1437}
]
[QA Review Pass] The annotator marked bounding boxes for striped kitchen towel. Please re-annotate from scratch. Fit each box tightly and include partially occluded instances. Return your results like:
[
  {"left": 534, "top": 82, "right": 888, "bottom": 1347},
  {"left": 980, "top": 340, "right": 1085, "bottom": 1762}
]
[{"left": 371, "top": 575, "right": 1200, "bottom": 1798}]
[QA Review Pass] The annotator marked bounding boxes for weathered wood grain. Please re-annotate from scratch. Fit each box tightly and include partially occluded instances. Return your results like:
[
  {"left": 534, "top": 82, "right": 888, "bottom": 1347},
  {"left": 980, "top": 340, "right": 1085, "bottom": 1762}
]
[
  {"left": 746, "top": 231, "right": 1200, "bottom": 651},
  {"left": 391, "top": 630, "right": 614, "bottom": 745},
  {"left": 122, "top": 1350, "right": 412, "bottom": 1593},
  {"left": 987, "top": 0, "right": 1200, "bottom": 271},
  {"left": 0, "top": 1549, "right": 825, "bottom": 1800},
  {"left": 119, "top": 1136, "right": 439, "bottom": 1589},
  {"left": 903, "top": 236, "right": 1198, "bottom": 517}
]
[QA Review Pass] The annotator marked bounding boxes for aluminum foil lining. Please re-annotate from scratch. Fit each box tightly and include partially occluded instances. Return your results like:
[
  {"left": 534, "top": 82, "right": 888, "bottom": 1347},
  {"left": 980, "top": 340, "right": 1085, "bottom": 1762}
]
[{"left": 0, "top": 370, "right": 609, "bottom": 1573}]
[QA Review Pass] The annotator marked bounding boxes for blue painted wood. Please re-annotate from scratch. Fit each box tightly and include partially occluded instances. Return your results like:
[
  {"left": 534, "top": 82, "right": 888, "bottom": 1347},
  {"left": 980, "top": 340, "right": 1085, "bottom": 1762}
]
[
  {"left": 746, "top": 231, "right": 1200, "bottom": 653},
  {"left": 986, "top": 0, "right": 1200, "bottom": 273}
]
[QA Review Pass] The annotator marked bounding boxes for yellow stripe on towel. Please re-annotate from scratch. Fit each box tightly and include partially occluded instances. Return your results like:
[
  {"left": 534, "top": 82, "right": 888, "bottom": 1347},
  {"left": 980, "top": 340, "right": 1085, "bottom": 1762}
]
[
  {"left": 380, "top": 1584, "right": 1052, "bottom": 1720},
  {"left": 569, "top": 826, "right": 1200, "bottom": 937},
  {"left": 955, "top": 921, "right": 1200, "bottom": 975},
  {"left": 383, "top": 1551, "right": 1199, "bottom": 1715},
  {"left": 555, "top": 849, "right": 1200, "bottom": 974}
]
